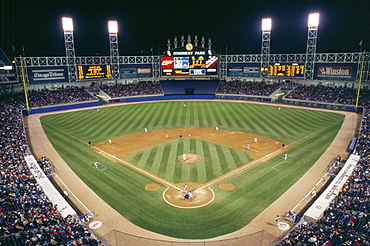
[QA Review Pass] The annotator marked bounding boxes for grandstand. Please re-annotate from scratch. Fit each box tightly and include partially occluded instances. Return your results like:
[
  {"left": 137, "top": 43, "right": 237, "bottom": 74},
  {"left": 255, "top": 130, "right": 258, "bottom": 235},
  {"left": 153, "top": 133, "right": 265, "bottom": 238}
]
[{"left": 1, "top": 15, "right": 370, "bottom": 246}]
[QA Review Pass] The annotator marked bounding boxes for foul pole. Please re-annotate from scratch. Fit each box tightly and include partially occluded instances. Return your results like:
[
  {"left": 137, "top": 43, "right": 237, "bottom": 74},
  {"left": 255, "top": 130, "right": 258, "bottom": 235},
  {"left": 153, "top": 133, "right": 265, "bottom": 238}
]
[
  {"left": 355, "top": 50, "right": 365, "bottom": 108},
  {"left": 20, "top": 56, "right": 30, "bottom": 110}
]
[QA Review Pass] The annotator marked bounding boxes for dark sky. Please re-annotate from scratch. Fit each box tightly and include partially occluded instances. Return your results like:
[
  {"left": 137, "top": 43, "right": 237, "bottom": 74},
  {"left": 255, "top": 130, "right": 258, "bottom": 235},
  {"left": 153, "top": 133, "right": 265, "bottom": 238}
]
[{"left": 1, "top": 0, "right": 369, "bottom": 59}]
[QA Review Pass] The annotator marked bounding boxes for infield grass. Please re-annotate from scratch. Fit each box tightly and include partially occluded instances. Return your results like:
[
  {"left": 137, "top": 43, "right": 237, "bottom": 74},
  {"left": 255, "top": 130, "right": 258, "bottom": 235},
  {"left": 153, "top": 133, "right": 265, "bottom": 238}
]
[{"left": 40, "top": 101, "right": 344, "bottom": 239}]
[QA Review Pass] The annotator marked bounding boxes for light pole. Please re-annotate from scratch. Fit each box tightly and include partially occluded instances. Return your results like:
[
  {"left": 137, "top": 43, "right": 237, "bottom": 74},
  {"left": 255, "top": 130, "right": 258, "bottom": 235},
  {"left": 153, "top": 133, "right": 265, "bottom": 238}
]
[{"left": 260, "top": 18, "right": 272, "bottom": 78}]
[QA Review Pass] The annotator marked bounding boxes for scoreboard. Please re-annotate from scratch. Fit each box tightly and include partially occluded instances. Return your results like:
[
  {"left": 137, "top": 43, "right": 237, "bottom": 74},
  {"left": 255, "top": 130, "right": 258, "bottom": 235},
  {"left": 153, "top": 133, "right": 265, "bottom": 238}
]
[
  {"left": 269, "top": 64, "right": 305, "bottom": 77},
  {"left": 161, "top": 45, "right": 218, "bottom": 76},
  {"left": 78, "top": 65, "right": 112, "bottom": 79}
]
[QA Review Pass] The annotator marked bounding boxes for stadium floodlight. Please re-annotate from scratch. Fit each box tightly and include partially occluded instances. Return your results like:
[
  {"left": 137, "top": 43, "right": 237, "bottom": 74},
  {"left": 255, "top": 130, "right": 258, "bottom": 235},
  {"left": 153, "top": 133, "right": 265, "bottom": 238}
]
[
  {"left": 262, "top": 18, "right": 272, "bottom": 31},
  {"left": 108, "top": 21, "right": 118, "bottom": 33},
  {"left": 62, "top": 17, "right": 74, "bottom": 31},
  {"left": 308, "top": 13, "right": 320, "bottom": 27}
]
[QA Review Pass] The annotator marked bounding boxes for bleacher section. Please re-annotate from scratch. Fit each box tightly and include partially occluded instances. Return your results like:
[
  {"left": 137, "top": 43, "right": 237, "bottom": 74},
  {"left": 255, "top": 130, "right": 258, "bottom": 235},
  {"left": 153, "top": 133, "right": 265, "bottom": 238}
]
[{"left": 160, "top": 80, "right": 220, "bottom": 95}]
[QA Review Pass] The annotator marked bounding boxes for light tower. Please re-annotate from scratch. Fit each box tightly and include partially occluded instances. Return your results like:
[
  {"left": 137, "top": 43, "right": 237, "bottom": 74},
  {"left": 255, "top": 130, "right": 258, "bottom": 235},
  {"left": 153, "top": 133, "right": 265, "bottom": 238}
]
[
  {"left": 62, "top": 17, "right": 77, "bottom": 82},
  {"left": 304, "top": 13, "right": 320, "bottom": 79},
  {"left": 108, "top": 21, "right": 119, "bottom": 79},
  {"left": 260, "top": 18, "right": 272, "bottom": 78}
]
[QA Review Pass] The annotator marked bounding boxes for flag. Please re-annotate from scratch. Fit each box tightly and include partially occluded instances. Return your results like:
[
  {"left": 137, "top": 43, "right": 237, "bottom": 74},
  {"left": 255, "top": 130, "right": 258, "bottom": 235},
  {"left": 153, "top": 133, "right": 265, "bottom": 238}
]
[{"left": 359, "top": 40, "right": 363, "bottom": 46}]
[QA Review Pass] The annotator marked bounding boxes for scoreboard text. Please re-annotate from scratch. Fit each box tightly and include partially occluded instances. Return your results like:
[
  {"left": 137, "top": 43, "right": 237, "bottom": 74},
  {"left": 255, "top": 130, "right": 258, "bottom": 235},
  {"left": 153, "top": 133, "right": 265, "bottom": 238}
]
[
  {"left": 269, "top": 64, "right": 304, "bottom": 77},
  {"left": 78, "top": 65, "right": 112, "bottom": 79}
]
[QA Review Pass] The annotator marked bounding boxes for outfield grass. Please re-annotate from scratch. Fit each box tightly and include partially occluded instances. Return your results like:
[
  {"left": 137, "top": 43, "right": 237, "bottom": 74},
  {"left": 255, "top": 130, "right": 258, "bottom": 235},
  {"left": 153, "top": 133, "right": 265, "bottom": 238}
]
[{"left": 40, "top": 101, "right": 344, "bottom": 239}]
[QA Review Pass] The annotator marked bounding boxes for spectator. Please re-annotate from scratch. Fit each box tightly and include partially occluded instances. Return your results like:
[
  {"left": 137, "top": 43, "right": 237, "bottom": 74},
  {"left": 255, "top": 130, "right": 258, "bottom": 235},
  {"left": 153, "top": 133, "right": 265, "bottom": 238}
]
[
  {"left": 101, "top": 81, "right": 163, "bottom": 98},
  {"left": 216, "top": 79, "right": 283, "bottom": 96},
  {"left": 0, "top": 94, "right": 103, "bottom": 245}
]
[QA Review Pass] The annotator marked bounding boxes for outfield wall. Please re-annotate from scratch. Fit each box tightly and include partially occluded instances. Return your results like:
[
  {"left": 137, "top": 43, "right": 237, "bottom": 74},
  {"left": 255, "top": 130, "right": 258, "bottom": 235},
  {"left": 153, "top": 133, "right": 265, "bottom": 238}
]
[
  {"left": 28, "top": 101, "right": 102, "bottom": 115},
  {"left": 26, "top": 94, "right": 362, "bottom": 115},
  {"left": 26, "top": 95, "right": 215, "bottom": 114},
  {"left": 215, "top": 95, "right": 362, "bottom": 113}
]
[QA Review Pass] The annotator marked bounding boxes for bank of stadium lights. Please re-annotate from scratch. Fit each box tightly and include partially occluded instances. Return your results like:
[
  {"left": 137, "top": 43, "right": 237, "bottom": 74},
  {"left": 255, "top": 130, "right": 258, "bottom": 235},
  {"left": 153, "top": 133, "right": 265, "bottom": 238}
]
[
  {"left": 62, "top": 17, "right": 74, "bottom": 31},
  {"left": 308, "top": 12, "right": 320, "bottom": 27},
  {"left": 260, "top": 18, "right": 272, "bottom": 77},
  {"left": 261, "top": 18, "right": 272, "bottom": 31},
  {"left": 108, "top": 21, "right": 118, "bottom": 33},
  {"left": 305, "top": 12, "right": 320, "bottom": 79}
]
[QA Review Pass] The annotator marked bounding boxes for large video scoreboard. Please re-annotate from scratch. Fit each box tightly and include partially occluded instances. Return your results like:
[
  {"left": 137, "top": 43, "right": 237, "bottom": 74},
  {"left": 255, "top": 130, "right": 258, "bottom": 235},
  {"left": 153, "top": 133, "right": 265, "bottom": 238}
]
[{"left": 161, "top": 45, "right": 218, "bottom": 76}]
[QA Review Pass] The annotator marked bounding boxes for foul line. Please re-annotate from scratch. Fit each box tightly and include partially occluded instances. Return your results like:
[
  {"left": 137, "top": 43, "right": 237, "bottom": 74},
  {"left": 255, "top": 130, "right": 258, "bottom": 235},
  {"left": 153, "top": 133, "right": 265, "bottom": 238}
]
[
  {"left": 288, "top": 113, "right": 355, "bottom": 146},
  {"left": 30, "top": 115, "right": 88, "bottom": 145},
  {"left": 269, "top": 113, "right": 355, "bottom": 172},
  {"left": 197, "top": 147, "right": 286, "bottom": 191},
  {"left": 34, "top": 115, "right": 181, "bottom": 191},
  {"left": 272, "top": 160, "right": 286, "bottom": 171},
  {"left": 91, "top": 146, "right": 180, "bottom": 190},
  {"left": 35, "top": 113, "right": 354, "bottom": 193},
  {"left": 196, "top": 114, "right": 354, "bottom": 191}
]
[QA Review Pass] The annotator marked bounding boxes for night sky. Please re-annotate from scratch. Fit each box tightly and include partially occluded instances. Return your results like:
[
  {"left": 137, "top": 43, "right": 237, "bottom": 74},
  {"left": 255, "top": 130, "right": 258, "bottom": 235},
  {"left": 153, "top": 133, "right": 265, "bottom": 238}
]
[{"left": 1, "top": 0, "right": 369, "bottom": 59}]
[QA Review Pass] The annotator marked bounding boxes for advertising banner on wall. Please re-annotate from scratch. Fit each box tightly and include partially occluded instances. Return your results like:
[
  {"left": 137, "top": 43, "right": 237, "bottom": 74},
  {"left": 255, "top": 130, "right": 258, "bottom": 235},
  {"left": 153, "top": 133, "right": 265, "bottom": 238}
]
[
  {"left": 314, "top": 64, "right": 356, "bottom": 80},
  {"left": 227, "top": 63, "right": 260, "bottom": 77},
  {"left": 27, "top": 66, "right": 68, "bottom": 84},
  {"left": 120, "top": 64, "right": 152, "bottom": 79}
]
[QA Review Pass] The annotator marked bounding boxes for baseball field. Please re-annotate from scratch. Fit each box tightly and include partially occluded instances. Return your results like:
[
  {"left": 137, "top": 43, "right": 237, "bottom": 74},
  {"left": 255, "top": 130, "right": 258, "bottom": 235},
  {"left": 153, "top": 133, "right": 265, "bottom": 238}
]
[{"left": 36, "top": 100, "right": 345, "bottom": 239}]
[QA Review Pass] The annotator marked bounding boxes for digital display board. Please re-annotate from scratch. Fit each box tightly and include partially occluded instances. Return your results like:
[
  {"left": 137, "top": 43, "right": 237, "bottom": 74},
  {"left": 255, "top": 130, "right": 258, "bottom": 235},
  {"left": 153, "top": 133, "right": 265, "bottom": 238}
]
[
  {"left": 161, "top": 45, "right": 218, "bottom": 76},
  {"left": 78, "top": 65, "right": 112, "bottom": 79},
  {"left": 268, "top": 64, "right": 304, "bottom": 77}
]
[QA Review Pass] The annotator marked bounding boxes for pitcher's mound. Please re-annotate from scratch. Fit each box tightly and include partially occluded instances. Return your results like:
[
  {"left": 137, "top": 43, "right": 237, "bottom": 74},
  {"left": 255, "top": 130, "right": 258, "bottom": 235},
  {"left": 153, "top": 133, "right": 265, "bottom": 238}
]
[{"left": 178, "top": 154, "right": 201, "bottom": 163}]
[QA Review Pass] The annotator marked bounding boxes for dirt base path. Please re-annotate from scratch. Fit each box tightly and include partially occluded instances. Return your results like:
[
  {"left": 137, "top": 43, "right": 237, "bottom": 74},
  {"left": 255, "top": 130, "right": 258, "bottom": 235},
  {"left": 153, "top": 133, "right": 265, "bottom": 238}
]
[
  {"left": 25, "top": 100, "right": 360, "bottom": 244},
  {"left": 94, "top": 128, "right": 288, "bottom": 209}
]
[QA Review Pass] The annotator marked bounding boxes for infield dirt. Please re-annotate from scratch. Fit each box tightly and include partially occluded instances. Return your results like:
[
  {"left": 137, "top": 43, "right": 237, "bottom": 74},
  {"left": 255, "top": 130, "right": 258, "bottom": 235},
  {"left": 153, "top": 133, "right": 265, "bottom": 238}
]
[{"left": 25, "top": 101, "right": 361, "bottom": 245}]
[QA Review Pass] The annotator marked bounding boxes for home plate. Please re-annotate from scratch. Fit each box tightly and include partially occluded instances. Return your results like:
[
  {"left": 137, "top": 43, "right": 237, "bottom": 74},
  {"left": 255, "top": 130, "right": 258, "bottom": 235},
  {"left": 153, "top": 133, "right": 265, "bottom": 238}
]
[{"left": 277, "top": 222, "right": 290, "bottom": 230}]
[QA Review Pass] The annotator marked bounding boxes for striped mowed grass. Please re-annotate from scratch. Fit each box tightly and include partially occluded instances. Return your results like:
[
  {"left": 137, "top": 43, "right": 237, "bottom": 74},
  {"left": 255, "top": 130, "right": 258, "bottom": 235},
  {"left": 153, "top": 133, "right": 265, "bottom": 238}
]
[
  {"left": 40, "top": 101, "right": 344, "bottom": 239},
  {"left": 126, "top": 137, "right": 253, "bottom": 184}
]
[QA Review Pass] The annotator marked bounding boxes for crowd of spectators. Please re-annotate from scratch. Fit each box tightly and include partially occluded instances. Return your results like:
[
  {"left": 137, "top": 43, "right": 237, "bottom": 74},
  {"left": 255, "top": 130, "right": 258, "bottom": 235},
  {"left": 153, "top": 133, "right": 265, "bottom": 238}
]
[
  {"left": 277, "top": 100, "right": 370, "bottom": 245},
  {"left": 0, "top": 95, "right": 103, "bottom": 245},
  {"left": 37, "top": 156, "right": 56, "bottom": 178},
  {"left": 216, "top": 79, "right": 283, "bottom": 96},
  {"left": 1, "top": 81, "right": 370, "bottom": 245},
  {"left": 285, "top": 84, "right": 370, "bottom": 105},
  {"left": 326, "top": 155, "right": 346, "bottom": 177},
  {"left": 100, "top": 81, "right": 163, "bottom": 98},
  {"left": 24, "top": 86, "right": 96, "bottom": 108}
]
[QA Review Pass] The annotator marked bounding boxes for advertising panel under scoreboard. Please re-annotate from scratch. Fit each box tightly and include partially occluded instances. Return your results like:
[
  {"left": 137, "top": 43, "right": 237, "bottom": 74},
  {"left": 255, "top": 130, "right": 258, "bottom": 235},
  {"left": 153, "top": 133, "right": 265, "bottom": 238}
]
[
  {"left": 161, "top": 45, "right": 218, "bottom": 77},
  {"left": 269, "top": 64, "right": 305, "bottom": 77},
  {"left": 78, "top": 65, "right": 112, "bottom": 79}
]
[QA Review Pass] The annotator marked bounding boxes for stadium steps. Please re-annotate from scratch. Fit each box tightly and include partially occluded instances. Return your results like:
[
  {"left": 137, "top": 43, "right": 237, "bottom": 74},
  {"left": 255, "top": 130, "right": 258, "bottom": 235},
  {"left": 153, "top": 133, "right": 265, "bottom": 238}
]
[{"left": 85, "top": 87, "right": 111, "bottom": 101}]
